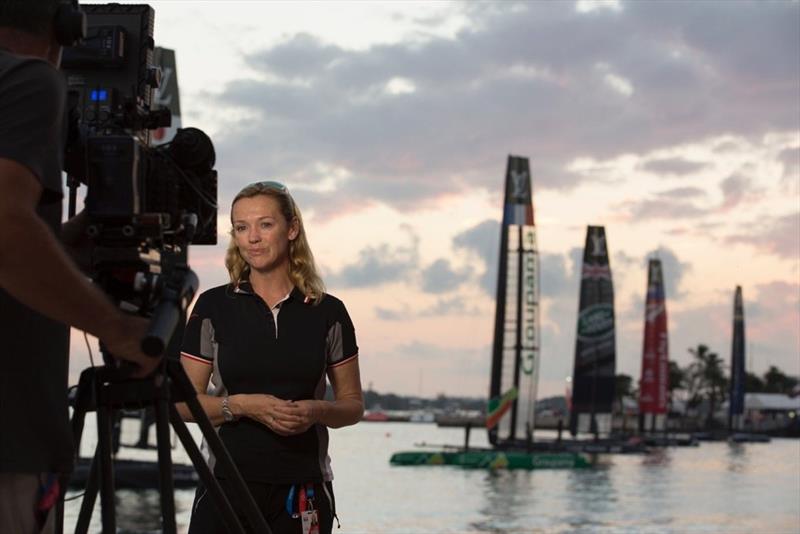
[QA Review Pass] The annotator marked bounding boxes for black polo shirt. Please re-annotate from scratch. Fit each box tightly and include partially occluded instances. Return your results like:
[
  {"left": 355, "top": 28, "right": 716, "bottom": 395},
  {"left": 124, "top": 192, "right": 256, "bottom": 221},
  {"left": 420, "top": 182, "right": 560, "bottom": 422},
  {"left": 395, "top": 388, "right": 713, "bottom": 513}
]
[{"left": 181, "top": 282, "right": 358, "bottom": 484}]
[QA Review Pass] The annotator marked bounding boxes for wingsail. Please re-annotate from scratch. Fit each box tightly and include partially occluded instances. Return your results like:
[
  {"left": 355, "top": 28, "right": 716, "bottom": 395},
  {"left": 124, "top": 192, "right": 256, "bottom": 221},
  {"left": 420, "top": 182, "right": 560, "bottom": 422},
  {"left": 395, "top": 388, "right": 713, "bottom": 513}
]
[
  {"left": 488, "top": 156, "right": 540, "bottom": 447},
  {"left": 638, "top": 258, "right": 669, "bottom": 432},
  {"left": 729, "top": 286, "right": 746, "bottom": 430},
  {"left": 151, "top": 47, "right": 182, "bottom": 146},
  {"left": 570, "top": 226, "right": 616, "bottom": 436}
]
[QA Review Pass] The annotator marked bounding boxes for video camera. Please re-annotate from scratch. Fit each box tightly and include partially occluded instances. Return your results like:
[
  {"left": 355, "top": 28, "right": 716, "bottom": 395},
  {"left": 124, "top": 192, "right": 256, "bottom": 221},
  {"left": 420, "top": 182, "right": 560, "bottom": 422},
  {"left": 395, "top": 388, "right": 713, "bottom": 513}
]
[
  {"left": 61, "top": 3, "right": 217, "bottom": 357},
  {"left": 59, "top": 7, "right": 274, "bottom": 533}
]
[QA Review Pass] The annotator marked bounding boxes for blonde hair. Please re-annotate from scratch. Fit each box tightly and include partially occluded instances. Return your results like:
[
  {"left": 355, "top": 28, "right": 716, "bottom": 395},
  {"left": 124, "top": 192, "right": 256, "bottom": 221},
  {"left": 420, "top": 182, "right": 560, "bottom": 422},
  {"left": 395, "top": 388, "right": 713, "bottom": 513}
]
[{"left": 225, "top": 182, "right": 325, "bottom": 303}]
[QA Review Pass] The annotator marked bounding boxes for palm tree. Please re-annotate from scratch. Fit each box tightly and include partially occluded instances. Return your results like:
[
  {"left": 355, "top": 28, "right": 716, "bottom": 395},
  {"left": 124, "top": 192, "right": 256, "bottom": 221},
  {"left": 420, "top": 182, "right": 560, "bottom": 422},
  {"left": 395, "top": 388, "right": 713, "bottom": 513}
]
[
  {"left": 614, "top": 374, "right": 634, "bottom": 432},
  {"left": 687, "top": 344, "right": 729, "bottom": 428},
  {"left": 668, "top": 360, "right": 686, "bottom": 412},
  {"left": 763, "top": 366, "right": 799, "bottom": 394}
]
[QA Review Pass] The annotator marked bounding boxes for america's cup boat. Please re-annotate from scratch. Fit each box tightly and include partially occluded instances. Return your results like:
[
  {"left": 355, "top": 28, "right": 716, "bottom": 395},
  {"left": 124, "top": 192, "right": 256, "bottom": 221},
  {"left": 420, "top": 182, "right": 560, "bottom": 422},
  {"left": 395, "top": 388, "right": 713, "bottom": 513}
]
[{"left": 391, "top": 156, "right": 595, "bottom": 471}]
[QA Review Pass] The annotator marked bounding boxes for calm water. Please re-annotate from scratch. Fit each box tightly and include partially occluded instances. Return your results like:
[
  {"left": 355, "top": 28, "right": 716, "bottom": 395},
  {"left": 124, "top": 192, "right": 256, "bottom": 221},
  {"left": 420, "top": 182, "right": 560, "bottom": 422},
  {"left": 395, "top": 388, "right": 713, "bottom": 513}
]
[{"left": 64, "top": 421, "right": 800, "bottom": 533}]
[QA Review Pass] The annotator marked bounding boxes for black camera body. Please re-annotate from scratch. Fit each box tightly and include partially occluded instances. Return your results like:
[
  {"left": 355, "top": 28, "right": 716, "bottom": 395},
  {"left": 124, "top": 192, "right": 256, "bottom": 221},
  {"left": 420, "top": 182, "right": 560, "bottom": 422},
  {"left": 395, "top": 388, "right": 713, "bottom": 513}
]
[
  {"left": 63, "top": 3, "right": 217, "bottom": 248},
  {"left": 61, "top": 3, "right": 215, "bottom": 357}
]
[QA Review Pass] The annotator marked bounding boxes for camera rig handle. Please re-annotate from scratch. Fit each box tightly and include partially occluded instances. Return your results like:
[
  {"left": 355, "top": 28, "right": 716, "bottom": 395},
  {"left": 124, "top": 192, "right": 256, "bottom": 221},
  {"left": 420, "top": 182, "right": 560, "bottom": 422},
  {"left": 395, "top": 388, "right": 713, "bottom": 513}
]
[{"left": 142, "top": 263, "right": 198, "bottom": 357}]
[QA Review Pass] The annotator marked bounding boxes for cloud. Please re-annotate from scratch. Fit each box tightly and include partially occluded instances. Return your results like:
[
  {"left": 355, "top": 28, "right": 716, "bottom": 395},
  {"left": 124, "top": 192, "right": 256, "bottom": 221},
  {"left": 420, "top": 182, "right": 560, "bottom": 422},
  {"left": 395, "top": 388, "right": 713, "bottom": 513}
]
[
  {"left": 725, "top": 212, "right": 800, "bottom": 260},
  {"left": 644, "top": 246, "right": 692, "bottom": 300},
  {"left": 613, "top": 250, "right": 638, "bottom": 268},
  {"left": 420, "top": 259, "right": 472, "bottom": 293},
  {"left": 419, "top": 296, "right": 481, "bottom": 317},
  {"left": 207, "top": 1, "right": 799, "bottom": 212},
  {"left": 640, "top": 157, "right": 709, "bottom": 176},
  {"left": 540, "top": 250, "right": 581, "bottom": 299},
  {"left": 374, "top": 295, "right": 480, "bottom": 321},
  {"left": 616, "top": 190, "right": 709, "bottom": 222},
  {"left": 658, "top": 187, "right": 706, "bottom": 199},
  {"left": 453, "top": 219, "right": 500, "bottom": 296},
  {"left": 719, "top": 172, "right": 763, "bottom": 212},
  {"left": 244, "top": 33, "right": 343, "bottom": 81},
  {"left": 375, "top": 305, "right": 408, "bottom": 321},
  {"left": 328, "top": 227, "right": 419, "bottom": 287},
  {"left": 779, "top": 146, "right": 799, "bottom": 179},
  {"left": 779, "top": 146, "right": 800, "bottom": 194}
]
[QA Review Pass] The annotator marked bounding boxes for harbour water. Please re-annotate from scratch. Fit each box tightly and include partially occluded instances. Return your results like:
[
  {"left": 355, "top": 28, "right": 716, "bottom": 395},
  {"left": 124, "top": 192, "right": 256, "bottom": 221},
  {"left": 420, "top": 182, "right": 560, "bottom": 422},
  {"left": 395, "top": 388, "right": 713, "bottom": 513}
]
[{"left": 64, "top": 421, "right": 800, "bottom": 533}]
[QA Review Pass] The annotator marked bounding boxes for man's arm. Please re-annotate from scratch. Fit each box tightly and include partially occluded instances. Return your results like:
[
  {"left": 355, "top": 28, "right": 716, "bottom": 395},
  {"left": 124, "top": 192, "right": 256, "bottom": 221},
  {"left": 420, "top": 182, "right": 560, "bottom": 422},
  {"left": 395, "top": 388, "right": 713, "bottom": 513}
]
[
  {"left": 60, "top": 210, "right": 92, "bottom": 271},
  {"left": 0, "top": 158, "right": 159, "bottom": 375}
]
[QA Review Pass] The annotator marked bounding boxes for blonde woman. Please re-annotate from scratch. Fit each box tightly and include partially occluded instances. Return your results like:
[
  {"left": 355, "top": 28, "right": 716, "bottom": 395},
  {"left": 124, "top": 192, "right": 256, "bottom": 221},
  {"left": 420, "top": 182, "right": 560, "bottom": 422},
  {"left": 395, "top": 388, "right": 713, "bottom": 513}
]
[{"left": 179, "top": 181, "right": 363, "bottom": 534}]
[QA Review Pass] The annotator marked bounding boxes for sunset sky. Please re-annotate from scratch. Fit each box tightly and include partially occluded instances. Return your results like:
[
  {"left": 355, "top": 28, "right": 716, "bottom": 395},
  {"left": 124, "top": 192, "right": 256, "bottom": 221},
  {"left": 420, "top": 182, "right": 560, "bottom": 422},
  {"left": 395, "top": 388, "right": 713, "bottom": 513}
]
[{"left": 69, "top": 0, "right": 800, "bottom": 400}]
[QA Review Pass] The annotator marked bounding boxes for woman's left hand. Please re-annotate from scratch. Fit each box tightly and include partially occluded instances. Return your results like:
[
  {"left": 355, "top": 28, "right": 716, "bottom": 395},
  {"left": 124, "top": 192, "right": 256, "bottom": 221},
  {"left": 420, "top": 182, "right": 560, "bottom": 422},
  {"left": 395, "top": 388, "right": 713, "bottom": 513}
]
[{"left": 271, "top": 400, "right": 326, "bottom": 435}]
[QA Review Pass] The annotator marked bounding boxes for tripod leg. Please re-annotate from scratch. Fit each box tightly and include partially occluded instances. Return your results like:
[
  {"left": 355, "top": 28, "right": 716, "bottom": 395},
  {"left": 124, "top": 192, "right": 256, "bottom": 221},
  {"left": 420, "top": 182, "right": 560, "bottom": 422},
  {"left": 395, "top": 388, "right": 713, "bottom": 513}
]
[
  {"left": 70, "top": 368, "right": 96, "bottom": 453},
  {"left": 74, "top": 445, "right": 101, "bottom": 534},
  {"left": 155, "top": 396, "right": 177, "bottom": 534},
  {"left": 167, "top": 360, "right": 270, "bottom": 534},
  {"left": 68, "top": 368, "right": 100, "bottom": 534},
  {"left": 96, "top": 403, "right": 116, "bottom": 533},
  {"left": 169, "top": 406, "right": 247, "bottom": 534},
  {"left": 54, "top": 499, "right": 63, "bottom": 534}
]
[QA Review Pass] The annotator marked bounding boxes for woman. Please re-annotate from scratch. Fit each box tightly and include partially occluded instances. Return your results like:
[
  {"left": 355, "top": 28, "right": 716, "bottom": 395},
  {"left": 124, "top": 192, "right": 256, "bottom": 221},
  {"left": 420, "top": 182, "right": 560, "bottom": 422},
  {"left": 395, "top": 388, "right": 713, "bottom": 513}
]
[{"left": 178, "top": 181, "right": 363, "bottom": 534}]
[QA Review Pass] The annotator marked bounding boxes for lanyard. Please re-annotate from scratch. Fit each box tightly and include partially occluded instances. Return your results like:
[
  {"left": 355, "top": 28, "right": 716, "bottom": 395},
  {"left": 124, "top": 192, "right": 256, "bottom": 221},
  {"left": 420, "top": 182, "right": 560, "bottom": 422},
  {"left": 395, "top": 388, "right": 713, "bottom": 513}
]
[{"left": 286, "top": 483, "right": 316, "bottom": 517}]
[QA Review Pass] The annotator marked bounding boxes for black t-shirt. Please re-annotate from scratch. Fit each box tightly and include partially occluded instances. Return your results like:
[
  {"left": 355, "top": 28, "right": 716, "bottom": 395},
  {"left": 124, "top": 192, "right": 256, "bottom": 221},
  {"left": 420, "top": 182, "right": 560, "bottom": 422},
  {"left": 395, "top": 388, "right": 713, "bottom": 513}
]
[
  {"left": 0, "top": 49, "right": 72, "bottom": 474},
  {"left": 181, "top": 283, "right": 358, "bottom": 484}
]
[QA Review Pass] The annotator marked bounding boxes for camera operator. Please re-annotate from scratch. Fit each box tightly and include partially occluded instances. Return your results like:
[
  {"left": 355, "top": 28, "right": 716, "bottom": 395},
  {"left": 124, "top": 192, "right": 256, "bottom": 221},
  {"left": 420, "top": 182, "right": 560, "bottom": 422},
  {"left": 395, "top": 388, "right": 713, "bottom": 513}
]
[{"left": 0, "top": 1, "right": 161, "bottom": 531}]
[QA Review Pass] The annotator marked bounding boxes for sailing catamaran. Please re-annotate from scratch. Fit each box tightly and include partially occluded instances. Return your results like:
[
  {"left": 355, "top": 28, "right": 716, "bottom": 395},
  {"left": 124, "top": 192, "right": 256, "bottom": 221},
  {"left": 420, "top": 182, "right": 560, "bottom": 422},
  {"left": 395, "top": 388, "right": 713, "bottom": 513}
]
[
  {"left": 638, "top": 258, "right": 669, "bottom": 433},
  {"left": 390, "top": 156, "right": 590, "bottom": 469},
  {"left": 569, "top": 226, "right": 616, "bottom": 437},
  {"left": 729, "top": 285, "right": 746, "bottom": 431},
  {"left": 726, "top": 286, "right": 770, "bottom": 442},
  {"left": 487, "top": 155, "right": 540, "bottom": 449}
]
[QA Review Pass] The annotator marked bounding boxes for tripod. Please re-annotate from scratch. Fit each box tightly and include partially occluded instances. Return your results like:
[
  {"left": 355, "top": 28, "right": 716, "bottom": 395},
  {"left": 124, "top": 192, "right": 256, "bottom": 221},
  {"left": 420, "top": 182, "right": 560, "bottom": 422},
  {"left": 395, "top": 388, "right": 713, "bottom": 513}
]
[
  {"left": 55, "top": 246, "right": 272, "bottom": 533},
  {"left": 62, "top": 357, "right": 271, "bottom": 534}
]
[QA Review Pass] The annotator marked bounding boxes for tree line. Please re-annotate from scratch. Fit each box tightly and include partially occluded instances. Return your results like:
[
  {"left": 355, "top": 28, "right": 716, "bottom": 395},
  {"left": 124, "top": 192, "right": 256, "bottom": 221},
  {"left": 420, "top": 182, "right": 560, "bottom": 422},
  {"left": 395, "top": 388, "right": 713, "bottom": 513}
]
[
  {"left": 360, "top": 343, "right": 798, "bottom": 417},
  {"left": 616, "top": 343, "right": 799, "bottom": 426}
]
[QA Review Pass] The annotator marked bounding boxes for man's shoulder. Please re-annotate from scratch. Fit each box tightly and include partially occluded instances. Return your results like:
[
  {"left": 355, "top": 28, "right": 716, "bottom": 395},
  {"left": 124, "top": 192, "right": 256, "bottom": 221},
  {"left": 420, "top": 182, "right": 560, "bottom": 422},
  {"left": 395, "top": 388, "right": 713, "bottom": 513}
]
[
  {"left": 0, "top": 52, "right": 63, "bottom": 97},
  {"left": 0, "top": 52, "right": 66, "bottom": 136}
]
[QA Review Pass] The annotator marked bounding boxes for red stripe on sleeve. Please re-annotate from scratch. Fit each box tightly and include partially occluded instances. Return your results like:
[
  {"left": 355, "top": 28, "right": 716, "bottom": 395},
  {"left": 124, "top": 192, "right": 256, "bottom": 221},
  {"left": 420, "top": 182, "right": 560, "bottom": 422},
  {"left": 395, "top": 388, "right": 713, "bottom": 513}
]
[
  {"left": 180, "top": 352, "right": 212, "bottom": 365},
  {"left": 328, "top": 353, "right": 358, "bottom": 368}
]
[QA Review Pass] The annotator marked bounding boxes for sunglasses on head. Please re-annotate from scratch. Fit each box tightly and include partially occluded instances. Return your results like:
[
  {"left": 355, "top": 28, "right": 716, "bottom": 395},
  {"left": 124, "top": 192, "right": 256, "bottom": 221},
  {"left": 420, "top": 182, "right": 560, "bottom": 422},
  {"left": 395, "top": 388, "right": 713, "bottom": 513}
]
[{"left": 252, "top": 180, "right": 288, "bottom": 192}]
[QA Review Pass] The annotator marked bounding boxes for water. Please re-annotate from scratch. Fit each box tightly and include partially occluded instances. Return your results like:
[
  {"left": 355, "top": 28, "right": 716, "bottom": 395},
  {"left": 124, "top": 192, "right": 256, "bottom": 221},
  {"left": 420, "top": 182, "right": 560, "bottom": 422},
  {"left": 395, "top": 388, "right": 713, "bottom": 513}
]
[{"left": 64, "top": 422, "right": 800, "bottom": 533}]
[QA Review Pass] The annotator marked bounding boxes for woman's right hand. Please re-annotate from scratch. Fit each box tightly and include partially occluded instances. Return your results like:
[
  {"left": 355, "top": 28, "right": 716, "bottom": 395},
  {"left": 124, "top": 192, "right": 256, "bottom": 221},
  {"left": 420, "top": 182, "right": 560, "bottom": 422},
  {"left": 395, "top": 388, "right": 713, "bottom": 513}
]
[{"left": 232, "top": 394, "right": 297, "bottom": 436}]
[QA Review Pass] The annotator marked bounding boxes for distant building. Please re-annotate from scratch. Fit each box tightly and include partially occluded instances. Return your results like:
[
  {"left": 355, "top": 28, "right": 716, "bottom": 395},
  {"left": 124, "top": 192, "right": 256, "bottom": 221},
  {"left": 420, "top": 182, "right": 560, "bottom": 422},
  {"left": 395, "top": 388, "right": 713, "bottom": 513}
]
[{"left": 722, "top": 393, "right": 800, "bottom": 432}]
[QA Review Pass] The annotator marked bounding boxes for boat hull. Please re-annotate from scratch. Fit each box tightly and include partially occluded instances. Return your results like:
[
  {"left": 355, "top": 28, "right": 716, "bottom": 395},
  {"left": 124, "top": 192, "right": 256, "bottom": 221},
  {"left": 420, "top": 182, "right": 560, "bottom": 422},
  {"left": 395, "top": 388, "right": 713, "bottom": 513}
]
[
  {"left": 69, "top": 457, "right": 199, "bottom": 490},
  {"left": 389, "top": 450, "right": 591, "bottom": 469}
]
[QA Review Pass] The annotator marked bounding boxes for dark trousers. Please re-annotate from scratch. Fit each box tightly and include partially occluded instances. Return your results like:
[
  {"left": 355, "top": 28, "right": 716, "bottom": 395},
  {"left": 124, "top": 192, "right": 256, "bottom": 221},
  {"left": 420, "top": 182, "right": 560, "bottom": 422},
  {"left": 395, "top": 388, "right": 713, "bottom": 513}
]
[{"left": 188, "top": 478, "right": 335, "bottom": 534}]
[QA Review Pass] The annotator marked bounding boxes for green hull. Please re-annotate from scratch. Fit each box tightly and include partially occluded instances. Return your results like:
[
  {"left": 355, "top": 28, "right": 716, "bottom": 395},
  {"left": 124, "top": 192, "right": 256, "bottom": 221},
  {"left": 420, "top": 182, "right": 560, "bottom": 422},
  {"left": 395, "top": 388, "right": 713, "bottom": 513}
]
[{"left": 390, "top": 450, "right": 591, "bottom": 469}]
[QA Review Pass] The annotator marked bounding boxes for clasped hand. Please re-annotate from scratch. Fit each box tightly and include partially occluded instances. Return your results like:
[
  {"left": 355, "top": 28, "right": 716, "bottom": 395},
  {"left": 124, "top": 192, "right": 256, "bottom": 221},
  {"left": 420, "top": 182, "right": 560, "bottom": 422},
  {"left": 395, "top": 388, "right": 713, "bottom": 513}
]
[{"left": 248, "top": 394, "right": 321, "bottom": 436}]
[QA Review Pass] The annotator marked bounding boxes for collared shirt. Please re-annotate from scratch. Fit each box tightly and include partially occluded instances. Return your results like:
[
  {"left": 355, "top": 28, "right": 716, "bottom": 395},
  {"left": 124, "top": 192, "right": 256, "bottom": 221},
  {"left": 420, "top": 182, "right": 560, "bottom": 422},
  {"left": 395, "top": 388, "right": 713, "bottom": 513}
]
[
  {"left": 232, "top": 285, "right": 292, "bottom": 337},
  {"left": 181, "top": 282, "right": 358, "bottom": 483}
]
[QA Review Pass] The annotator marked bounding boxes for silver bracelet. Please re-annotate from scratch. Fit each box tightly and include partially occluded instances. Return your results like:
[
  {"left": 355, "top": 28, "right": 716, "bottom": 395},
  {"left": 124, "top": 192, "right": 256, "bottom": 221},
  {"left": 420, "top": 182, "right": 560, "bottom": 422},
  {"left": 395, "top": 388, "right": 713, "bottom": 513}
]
[{"left": 221, "top": 396, "right": 234, "bottom": 422}]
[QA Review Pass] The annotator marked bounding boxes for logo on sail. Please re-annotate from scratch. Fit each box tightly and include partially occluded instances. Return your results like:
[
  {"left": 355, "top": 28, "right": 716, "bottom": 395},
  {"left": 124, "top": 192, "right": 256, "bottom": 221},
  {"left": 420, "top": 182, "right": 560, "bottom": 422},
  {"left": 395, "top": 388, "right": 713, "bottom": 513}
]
[
  {"left": 576, "top": 304, "right": 614, "bottom": 341},
  {"left": 510, "top": 169, "right": 529, "bottom": 201},
  {"left": 590, "top": 229, "right": 606, "bottom": 257},
  {"left": 581, "top": 264, "right": 611, "bottom": 280},
  {"left": 645, "top": 302, "right": 665, "bottom": 323}
]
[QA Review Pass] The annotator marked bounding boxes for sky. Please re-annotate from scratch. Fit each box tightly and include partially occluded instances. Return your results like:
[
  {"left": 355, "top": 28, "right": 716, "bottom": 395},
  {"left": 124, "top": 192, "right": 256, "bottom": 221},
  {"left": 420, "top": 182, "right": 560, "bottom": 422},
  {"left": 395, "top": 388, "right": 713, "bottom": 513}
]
[{"left": 69, "top": 0, "right": 800, "bottom": 400}]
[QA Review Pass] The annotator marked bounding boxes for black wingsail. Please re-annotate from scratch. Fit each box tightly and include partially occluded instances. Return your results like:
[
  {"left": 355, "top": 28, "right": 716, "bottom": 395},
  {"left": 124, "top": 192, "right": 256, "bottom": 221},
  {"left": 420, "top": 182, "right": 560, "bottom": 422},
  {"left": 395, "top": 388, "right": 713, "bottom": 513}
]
[
  {"left": 729, "top": 286, "right": 746, "bottom": 431},
  {"left": 569, "top": 226, "right": 616, "bottom": 436}
]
